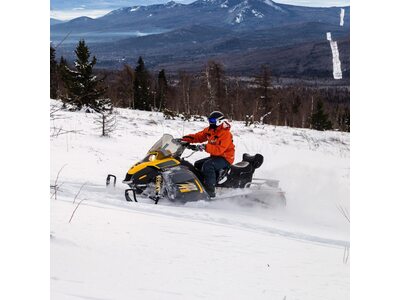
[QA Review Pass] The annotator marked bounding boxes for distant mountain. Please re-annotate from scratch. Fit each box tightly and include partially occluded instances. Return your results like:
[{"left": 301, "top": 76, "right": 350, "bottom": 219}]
[
  {"left": 51, "top": 0, "right": 350, "bottom": 80},
  {"left": 52, "top": 0, "right": 349, "bottom": 34},
  {"left": 50, "top": 18, "right": 65, "bottom": 26}
]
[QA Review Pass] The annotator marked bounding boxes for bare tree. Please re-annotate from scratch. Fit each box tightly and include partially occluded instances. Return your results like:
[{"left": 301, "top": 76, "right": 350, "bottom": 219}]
[
  {"left": 50, "top": 103, "right": 81, "bottom": 138},
  {"left": 203, "top": 61, "right": 226, "bottom": 111},
  {"left": 50, "top": 164, "right": 67, "bottom": 200},
  {"left": 116, "top": 64, "right": 135, "bottom": 108},
  {"left": 69, "top": 182, "right": 88, "bottom": 223},
  {"left": 255, "top": 65, "right": 272, "bottom": 122},
  {"left": 178, "top": 71, "right": 192, "bottom": 114},
  {"left": 94, "top": 58, "right": 349, "bottom": 131}
]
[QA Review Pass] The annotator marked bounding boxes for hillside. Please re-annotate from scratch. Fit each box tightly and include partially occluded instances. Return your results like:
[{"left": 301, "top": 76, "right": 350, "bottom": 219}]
[
  {"left": 50, "top": 99, "right": 349, "bottom": 299},
  {"left": 51, "top": 0, "right": 350, "bottom": 79}
]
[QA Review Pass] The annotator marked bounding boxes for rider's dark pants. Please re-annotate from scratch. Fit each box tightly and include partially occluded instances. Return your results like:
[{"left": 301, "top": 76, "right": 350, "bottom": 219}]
[{"left": 194, "top": 156, "right": 230, "bottom": 189}]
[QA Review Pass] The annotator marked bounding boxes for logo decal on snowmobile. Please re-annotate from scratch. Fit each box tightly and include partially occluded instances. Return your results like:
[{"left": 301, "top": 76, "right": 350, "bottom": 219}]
[{"left": 177, "top": 182, "right": 198, "bottom": 193}]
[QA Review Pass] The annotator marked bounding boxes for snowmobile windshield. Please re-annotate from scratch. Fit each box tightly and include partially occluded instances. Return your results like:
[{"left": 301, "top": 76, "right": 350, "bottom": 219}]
[{"left": 147, "top": 134, "right": 183, "bottom": 158}]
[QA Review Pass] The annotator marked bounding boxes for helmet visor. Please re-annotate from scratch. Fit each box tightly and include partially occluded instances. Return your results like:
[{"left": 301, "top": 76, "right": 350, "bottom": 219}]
[{"left": 208, "top": 117, "right": 217, "bottom": 124}]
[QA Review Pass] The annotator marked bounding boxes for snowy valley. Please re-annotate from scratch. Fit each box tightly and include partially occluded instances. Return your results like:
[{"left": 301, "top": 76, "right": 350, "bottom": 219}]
[{"left": 50, "top": 99, "right": 349, "bottom": 300}]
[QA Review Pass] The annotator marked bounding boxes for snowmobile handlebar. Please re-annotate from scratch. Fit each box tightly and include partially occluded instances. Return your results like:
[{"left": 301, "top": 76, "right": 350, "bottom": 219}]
[
  {"left": 173, "top": 138, "right": 206, "bottom": 153},
  {"left": 186, "top": 144, "right": 200, "bottom": 151},
  {"left": 172, "top": 138, "right": 201, "bottom": 155},
  {"left": 172, "top": 138, "right": 190, "bottom": 147}
]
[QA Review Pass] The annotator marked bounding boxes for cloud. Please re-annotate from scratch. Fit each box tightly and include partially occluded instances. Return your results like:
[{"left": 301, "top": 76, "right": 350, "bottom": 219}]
[
  {"left": 274, "top": 0, "right": 350, "bottom": 7},
  {"left": 50, "top": 9, "right": 111, "bottom": 21},
  {"left": 51, "top": 1, "right": 194, "bottom": 11}
]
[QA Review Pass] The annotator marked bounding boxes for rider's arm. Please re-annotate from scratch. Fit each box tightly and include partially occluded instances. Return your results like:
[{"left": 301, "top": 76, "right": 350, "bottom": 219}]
[
  {"left": 182, "top": 128, "right": 208, "bottom": 143},
  {"left": 205, "top": 131, "right": 232, "bottom": 156}
]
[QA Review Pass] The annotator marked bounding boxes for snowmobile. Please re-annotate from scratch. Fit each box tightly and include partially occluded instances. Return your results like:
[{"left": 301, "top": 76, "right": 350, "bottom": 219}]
[{"left": 106, "top": 134, "right": 286, "bottom": 206}]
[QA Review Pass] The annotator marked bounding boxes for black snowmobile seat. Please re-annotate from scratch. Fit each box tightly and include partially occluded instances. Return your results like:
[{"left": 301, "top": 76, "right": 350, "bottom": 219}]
[
  {"left": 230, "top": 161, "right": 252, "bottom": 173},
  {"left": 233, "top": 161, "right": 250, "bottom": 168},
  {"left": 242, "top": 153, "right": 264, "bottom": 169}
]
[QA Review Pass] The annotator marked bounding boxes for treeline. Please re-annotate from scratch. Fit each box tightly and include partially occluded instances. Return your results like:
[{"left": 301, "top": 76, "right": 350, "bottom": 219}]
[{"left": 51, "top": 40, "right": 350, "bottom": 132}]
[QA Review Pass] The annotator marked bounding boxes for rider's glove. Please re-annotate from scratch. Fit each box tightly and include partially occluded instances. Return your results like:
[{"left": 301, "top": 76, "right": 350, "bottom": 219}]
[
  {"left": 197, "top": 144, "right": 206, "bottom": 152},
  {"left": 172, "top": 138, "right": 182, "bottom": 144},
  {"left": 187, "top": 144, "right": 206, "bottom": 152},
  {"left": 182, "top": 135, "right": 194, "bottom": 142}
]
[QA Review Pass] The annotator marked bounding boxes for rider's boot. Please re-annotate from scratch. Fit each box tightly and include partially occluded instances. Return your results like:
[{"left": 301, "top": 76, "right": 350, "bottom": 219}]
[{"left": 204, "top": 184, "right": 216, "bottom": 198}]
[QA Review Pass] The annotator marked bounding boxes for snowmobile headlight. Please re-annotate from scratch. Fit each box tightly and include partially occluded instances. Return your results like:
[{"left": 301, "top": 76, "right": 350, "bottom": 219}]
[{"left": 148, "top": 154, "right": 156, "bottom": 162}]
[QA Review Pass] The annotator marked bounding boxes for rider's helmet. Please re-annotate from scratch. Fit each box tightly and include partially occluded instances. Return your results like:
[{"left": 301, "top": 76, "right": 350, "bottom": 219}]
[{"left": 208, "top": 111, "right": 225, "bottom": 129}]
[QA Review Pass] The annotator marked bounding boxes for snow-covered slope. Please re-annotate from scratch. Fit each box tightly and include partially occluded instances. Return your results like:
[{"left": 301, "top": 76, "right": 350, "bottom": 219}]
[{"left": 50, "top": 99, "right": 349, "bottom": 299}]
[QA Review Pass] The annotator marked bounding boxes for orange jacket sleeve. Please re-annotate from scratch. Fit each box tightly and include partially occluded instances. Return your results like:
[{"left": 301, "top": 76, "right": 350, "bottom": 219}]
[
  {"left": 205, "top": 130, "right": 232, "bottom": 156},
  {"left": 182, "top": 128, "right": 208, "bottom": 143}
]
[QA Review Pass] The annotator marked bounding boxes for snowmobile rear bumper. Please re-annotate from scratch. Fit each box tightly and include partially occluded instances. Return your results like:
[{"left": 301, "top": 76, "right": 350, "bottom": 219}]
[{"left": 244, "top": 178, "right": 287, "bottom": 207}]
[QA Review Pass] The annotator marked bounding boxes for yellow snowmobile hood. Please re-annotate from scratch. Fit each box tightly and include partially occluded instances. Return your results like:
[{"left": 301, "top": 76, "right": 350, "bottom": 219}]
[{"left": 127, "top": 155, "right": 180, "bottom": 175}]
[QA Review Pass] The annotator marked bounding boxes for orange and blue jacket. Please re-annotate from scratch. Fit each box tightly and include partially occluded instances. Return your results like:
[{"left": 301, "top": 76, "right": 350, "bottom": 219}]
[{"left": 182, "top": 122, "right": 235, "bottom": 164}]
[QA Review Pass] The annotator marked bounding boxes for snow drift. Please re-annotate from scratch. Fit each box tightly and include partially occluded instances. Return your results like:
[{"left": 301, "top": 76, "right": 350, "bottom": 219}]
[{"left": 50, "top": 100, "right": 349, "bottom": 300}]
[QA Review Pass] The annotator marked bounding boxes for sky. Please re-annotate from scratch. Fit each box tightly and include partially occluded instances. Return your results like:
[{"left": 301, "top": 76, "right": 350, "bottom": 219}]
[{"left": 50, "top": 0, "right": 351, "bottom": 21}]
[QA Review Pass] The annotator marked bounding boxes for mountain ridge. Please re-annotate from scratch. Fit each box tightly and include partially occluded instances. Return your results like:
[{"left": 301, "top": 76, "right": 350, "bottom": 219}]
[
  {"left": 52, "top": 0, "right": 350, "bottom": 32},
  {"left": 51, "top": 0, "right": 350, "bottom": 80}
]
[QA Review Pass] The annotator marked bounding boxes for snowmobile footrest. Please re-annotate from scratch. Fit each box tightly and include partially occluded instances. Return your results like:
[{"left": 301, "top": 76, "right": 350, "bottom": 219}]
[
  {"left": 106, "top": 174, "right": 117, "bottom": 187},
  {"left": 149, "top": 195, "right": 160, "bottom": 205},
  {"left": 125, "top": 189, "right": 138, "bottom": 202}
]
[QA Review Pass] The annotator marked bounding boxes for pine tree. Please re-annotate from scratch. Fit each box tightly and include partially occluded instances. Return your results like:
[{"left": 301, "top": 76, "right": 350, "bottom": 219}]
[
  {"left": 61, "top": 40, "right": 109, "bottom": 112},
  {"left": 310, "top": 100, "right": 333, "bottom": 131},
  {"left": 155, "top": 69, "right": 168, "bottom": 111},
  {"left": 133, "top": 57, "right": 151, "bottom": 110},
  {"left": 291, "top": 95, "right": 301, "bottom": 127},
  {"left": 339, "top": 107, "right": 350, "bottom": 132},
  {"left": 94, "top": 111, "right": 117, "bottom": 137},
  {"left": 59, "top": 56, "right": 67, "bottom": 67},
  {"left": 57, "top": 56, "right": 69, "bottom": 103},
  {"left": 50, "top": 46, "right": 58, "bottom": 99},
  {"left": 344, "top": 108, "right": 350, "bottom": 132}
]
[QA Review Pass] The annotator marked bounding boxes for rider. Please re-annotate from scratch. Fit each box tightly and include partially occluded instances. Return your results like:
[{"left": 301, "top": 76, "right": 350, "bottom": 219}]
[{"left": 182, "top": 111, "right": 235, "bottom": 197}]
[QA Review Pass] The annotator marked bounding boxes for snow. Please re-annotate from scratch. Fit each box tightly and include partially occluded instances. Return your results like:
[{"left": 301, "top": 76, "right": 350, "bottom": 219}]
[
  {"left": 252, "top": 9, "right": 264, "bottom": 18},
  {"left": 340, "top": 8, "right": 345, "bottom": 26},
  {"left": 327, "top": 17, "right": 343, "bottom": 80},
  {"left": 263, "top": 0, "right": 284, "bottom": 12},
  {"left": 50, "top": 100, "right": 349, "bottom": 299},
  {"left": 130, "top": 6, "right": 140, "bottom": 12},
  {"left": 166, "top": 1, "right": 179, "bottom": 8},
  {"left": 234, "top": 12, "right": 244, "bottom": 23},
  {"left": 329, "top": 40, "right": 343, "bottom": 79},
  {"left": 229, "top": 3, "right": 246, "bottom": 13},
  {"left": 229, "top": 0, "right": 284, "bottom": 24}
]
